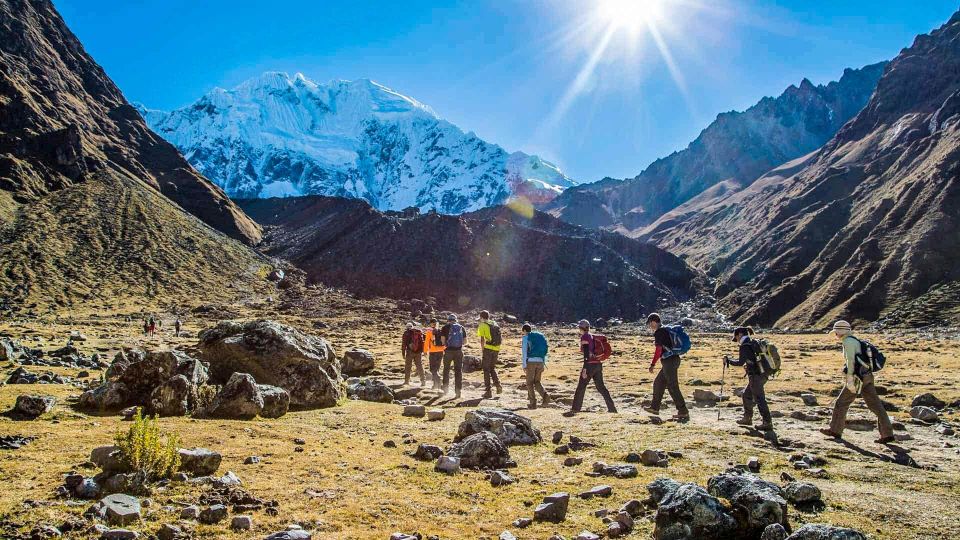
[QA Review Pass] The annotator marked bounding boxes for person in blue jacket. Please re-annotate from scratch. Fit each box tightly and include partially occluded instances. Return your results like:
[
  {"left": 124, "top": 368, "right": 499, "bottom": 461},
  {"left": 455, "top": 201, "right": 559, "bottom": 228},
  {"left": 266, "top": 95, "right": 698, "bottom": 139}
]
[{"left": 521, "top": 324, "right": 551, "bottom": 409}]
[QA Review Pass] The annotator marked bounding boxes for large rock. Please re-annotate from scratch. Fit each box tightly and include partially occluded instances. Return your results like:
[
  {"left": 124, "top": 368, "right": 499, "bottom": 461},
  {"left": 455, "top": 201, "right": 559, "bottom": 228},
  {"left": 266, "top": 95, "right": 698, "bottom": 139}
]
[
  {"left": 347, "top": 379, "right": 395, "bottom": 403},
  {"left": 911, "top": 392, "right": 945, "bottom": 410},
  {"left": 784, "top": 482, "right": 822, "bottom": 506},
  {"left": 115, "top": 351, "right": 182, "bottom": 405},
  {"left": 203, "top": 373, "right": 264, "bottom": 419},
  {"left": 10, "top": 395, "right": 56, "bottom": 419},
  {"left": 647, "top": 477, "right": 682, "bottom": 506},
  {"left": 455, "top": 408, "right": 542, "bottom": 446},
  {"left": 447, "top": 431, "right": 512, "bottom": 469},
  {"left": 178, "top": 448, "right": 222, "bottom": 476},
  {"left": 707, "top": 470, "right": 788, "bottom": 533},
  {"left": 79, "top": 382, "right": 130, "bottom": 411},
  {"left": 341, "top": 349, "right": 375, "bottom": 375},
  {"left": 534, "top": 492, "right": 570, "bottom": 523},
  {"left": 654, "top": 483, "right": 738, "bottom": 540},
  {"left": 90, "top": 446, "right": 127, "bottom": 474},
  {"left": 198, "top": 320, "right": 344, "bottom": 408},
  {"left": 910, "top": 405, "right": 939, "bottom": 422},
  {"left": 259, "top": 385, "right": 290, "bottom": 418},
  {"left": 785, "top": 524, "right": 867, "bottom": 540},
  {"left": 88, "top": 494, "right": 141, "bottom": 526},
  {"left": 148, "top": 375, "right": 195, "bottom": 417},
  {"left": 0, "top": 337, "right": 15, "bottom": 361}
]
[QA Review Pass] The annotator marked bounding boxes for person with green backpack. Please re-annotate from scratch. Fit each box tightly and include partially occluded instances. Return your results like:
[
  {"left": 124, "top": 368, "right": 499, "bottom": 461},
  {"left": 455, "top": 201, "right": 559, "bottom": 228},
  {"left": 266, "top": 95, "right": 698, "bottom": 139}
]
[
  {"left": 820, "top": 320, "right": 894, "bottom": 444},
  {"left": 521, "top": 324, "right": 551, "bottom": 409},
  {"left": 642, "top": 313, "right": 690, "bottom": 421},
  {"left": 477, "top": 310, "right": 503, "bottom": 398},
  {"left": 724, "top": 327, "right": 774, "bottom": 431}
]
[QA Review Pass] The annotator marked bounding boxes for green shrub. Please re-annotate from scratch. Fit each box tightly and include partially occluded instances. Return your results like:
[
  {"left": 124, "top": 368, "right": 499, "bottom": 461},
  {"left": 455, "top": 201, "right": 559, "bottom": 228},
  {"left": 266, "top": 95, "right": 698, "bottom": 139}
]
[{"left": 114, "top": 408, "right": 181, "bottom": 481}]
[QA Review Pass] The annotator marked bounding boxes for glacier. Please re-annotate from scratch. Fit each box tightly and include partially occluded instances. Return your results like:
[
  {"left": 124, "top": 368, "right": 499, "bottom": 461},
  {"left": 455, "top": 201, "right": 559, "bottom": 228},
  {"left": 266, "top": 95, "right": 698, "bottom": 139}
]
[{"left": 138, "top": 72, "right": 577, "bottom": 212}]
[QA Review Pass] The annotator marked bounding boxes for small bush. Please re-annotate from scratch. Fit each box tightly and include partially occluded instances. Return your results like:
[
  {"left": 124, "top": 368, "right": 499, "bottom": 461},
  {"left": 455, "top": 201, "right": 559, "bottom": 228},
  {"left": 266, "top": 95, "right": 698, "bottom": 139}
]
[{"left": 114, "top": 408, "right": 181, "bottom": 481}]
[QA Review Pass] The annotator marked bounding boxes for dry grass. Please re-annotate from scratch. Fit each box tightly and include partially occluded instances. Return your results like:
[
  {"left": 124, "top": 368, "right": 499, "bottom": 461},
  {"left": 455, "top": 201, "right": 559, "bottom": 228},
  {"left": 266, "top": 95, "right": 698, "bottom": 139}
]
[{"left": 1, "top": 300, "right": 959, "bottom": 539}]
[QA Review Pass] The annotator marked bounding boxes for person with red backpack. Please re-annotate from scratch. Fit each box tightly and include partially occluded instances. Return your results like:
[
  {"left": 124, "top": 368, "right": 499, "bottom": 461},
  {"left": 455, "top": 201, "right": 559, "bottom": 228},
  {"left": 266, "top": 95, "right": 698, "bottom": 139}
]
[
  {"left": 401, "top": 322, "right": 426, "bottom": 386},
  {"left": 642, "top": 313, "right": 689, "bottom": 421},
  {"left": 566, "top": 319, "right": 617, "bottom": 416}
]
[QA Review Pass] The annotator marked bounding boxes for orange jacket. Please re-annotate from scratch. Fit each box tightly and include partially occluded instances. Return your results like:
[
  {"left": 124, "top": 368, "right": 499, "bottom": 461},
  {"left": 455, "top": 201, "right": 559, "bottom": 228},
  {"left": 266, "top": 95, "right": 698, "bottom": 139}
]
[{"left": 423, "top": 327, "right": 446, "bottom": 354}]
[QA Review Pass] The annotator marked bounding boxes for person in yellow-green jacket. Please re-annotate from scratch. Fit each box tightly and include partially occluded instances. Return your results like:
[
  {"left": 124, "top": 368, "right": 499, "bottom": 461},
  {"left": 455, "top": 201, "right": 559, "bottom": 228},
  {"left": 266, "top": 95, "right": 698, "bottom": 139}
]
[
  {"left": 820, "top": 320, "right": 894, "bottom": 444},
  {"left": 477, "top": 310, "right": 503, "bottom": 398}
]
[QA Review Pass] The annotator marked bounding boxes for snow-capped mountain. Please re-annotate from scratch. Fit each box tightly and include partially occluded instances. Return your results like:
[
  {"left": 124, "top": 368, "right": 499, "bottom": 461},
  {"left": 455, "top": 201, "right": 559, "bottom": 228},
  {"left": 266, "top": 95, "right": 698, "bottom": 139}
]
[{"left": 138, "top": 72, "right": 577, "bottom": 212}]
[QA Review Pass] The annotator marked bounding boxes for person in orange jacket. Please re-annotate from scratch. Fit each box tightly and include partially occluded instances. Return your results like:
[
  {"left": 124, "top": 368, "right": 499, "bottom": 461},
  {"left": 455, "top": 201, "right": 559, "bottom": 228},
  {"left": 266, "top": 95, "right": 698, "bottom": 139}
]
[{"left": 423, "top": 318, "right": 446, "bottom": 390}]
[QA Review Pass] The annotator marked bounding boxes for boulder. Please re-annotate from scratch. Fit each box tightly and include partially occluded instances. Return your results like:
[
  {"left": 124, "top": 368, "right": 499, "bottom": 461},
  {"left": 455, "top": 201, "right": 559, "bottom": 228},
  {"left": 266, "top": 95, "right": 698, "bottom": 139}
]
[
  {"left": 199, "top": 504, "right": 228, "bottom": 524},
  {"left": 534, "top": 492, "right": 570, "bottom": 523},
  {"left": 341, "top": 349, "right": 375, "bottom": 375},
  {"left": 175, "top": 357, "right": 209, "bottom": 385},
  {"left": 10, "top": 395, "right": 56, "bottom": 419},
  {"left": 427, "top": 409, "right": 445, "bottom": 421},
  {"left": 115, "top": 351, "right": 182, "bottom": 406},
  {"left": 647, "top": 477, "right": 682, "bottom": 506},
  {"left": 593, "top": 462, "right": 638, "bottom": 479},
  {"left": 707, "top": 470, "right": 788, "bottom": 533},
  {"left": 455, "top": 408, "right": 541, "bottom": 446},
  {"left": 231, "top": 516, "right": 253, "bottom": 530},
  {"left": 89, "top": 494, "right": 141, "bottom": 526},
  {"left": 448, "top": 431, "right": 512, "bottom": 469},
  {"left": 784, "top": 482, "right": 822, "bottom": 506},
  {"left": 489, "top": 470, "right": 515, "bottom": 486},
  {"left": 434, "top": 456, "right": 461, "bottom": 475},
  {"left": 177, "top": 448, "right": 222, "bottom": 476},
  {"left": 90, "top": 446, "right": 127, "bottom": 474},
  {"left": 693, "top": 389, "right": 720, "bottom": 402},
  {"left": 912, "top": 393, "right": 946, "bottom": 410},
  {"left": 784, "top": 524, "right": 867, "bottom": 540},
  {"left": 762, "top": 524, "right": 789, "bottom": 540},
  {"left": 654, "top": 483, "right": 738, "bottom": 540},
  {"left": 198, "top": 320, "right": 344, "bottom": 408},
  {"left": 640, "top": 449, "right": 668, "bottom": 467},
  {"left": 79, "top": 382, "right": 130, "bottom": 411},
  {"left": 148, "top": 375, "right": 195, "bottom": 417},
  {"left": 0, "top": 337, "right": 15, "bottom": 361},
  {"left": 413, "top": 444, "right": 444, "bottom": 461},
  {"left": 204, "top": 373, "right": 264, "bottom": 419},
  {"left": 259, "top": 385, "right": 291, "bottom": 418},
  {"left": 347, "top": 379, "right": 395, "bottom": 403},
  {"left": 910, "top": 405, "right": 939, "bottom": 422}
]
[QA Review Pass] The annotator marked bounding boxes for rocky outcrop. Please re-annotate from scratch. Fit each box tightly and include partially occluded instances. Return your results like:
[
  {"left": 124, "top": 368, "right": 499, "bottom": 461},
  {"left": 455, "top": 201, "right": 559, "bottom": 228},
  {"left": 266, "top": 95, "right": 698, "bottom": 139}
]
[
  {"left": 202, "top": 373, "right": 264, "bottom": 420},
  {"left": 198, "top": 320, "right": 344, "bottom": 408},
  {"left": 654, "top": 483, "right": 738, "bottom": 540},
  {"left": 455, "top": 409, "right": 542, "bottom": 446},
  {"left": 447, "top": 431, "right": 512, "bottom": 470},
  {"left": 707, "top": 470, "right": 789, "bottom": 534}
]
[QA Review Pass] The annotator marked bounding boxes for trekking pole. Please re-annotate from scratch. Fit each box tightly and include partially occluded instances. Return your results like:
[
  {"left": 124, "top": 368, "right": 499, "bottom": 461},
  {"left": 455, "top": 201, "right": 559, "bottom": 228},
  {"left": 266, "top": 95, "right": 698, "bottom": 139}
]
[{"left": 718, "top": 356, "right": 727, "bottom": 421}]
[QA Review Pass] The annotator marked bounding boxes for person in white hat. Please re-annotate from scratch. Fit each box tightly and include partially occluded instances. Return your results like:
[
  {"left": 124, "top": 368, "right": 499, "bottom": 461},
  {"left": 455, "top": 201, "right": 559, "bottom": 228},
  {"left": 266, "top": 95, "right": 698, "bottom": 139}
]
[{"left": 820, "top": 320, "right": 894, "bottom": 444}]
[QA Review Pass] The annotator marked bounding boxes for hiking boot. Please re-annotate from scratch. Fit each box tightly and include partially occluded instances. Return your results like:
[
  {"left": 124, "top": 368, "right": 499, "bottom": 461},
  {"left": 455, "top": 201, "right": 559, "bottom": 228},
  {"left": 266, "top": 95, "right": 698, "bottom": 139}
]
[
  {"left": 455, "top": 391, "right": 461, "bottom": 399},
  {"left": 755, "top": 422, "right": 774, "bottom": 431},
  {"left": 736, "top": 417, "right": 753, "bottom": 426},
  {"left": 642, "top": 406, "right": 660, "bottom": 416},
  {"left": 562, "top": 410, "right": 577, "bottom": 418},
  {"left": 528, "top": 403, "right": 538, "bottom": 410},
  {"left": 672, "top": 414, "right": 690, "bottom": 422},
  {"left": 482, "top": 391, "right": 493, "bottom": 399},
  {"left": 607, "top": 408, "right": 619, "bottom": 414},
  {"left": 541, "top": 397, "right": 552, "bottom": 406},
  {"left": 819, "top": 428, "right": 842, "bottom": 439},
  {"left": 874, "top": 436, "right": 895, "bottom": 444},
  {"left": 496, "top": 384, "right": 503, "bottom": 395}
]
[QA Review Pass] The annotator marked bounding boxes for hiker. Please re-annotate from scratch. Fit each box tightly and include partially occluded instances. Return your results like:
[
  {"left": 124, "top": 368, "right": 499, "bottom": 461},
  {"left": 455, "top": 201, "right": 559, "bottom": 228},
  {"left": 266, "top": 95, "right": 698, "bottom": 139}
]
[
  {"left": 423, "top": 318, "right": 445, "bottom": 389},
  {"left": 148, "top": 317, "right": 156, "bottom": 336},
  {"left": 477, "top": 310, "right": 503, "bottom": 398},
  {"left": 725, "top": 327, "right": 774, "bottom": 430},
  {"left": 521, "top": 324, "right": 551, "bottom": 409},
  {"left": 642, "top": 313, "right": 689, "bottom": 421},
  {"left": 440, "top": 314, "right": 467, "bottom": 398},
  {"left": 142, "top": 319, "right": 149, "bottom": 336},
  {"left": 401, "top": 322, "right": 426, "bottom": 386},
  {"left": 567, "top": 319, "right": 617, "bottom": 415},
  {"left": 820, "top": 320, "right": 894, "bottom": 444},
  {"left": 174, "top": 318, "right": 182, "bottom": 338}
]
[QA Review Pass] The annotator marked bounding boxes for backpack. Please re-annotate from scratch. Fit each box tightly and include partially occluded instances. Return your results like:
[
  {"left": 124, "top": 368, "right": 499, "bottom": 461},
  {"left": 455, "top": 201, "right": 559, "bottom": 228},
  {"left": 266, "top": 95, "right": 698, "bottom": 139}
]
[
  {"left": 752, "top": 338, "right": 782, "bottom": 377},
  {"left": 432, "top": 328, "right": 443, "bottom": 347},
  {"left": 486, "top": 322, "right": 502, "bottom": 347},
  {"left": 526, "top": 331, "right": 549, "bottom": 359},
  {"left": 590, "top": 334, "right": 612, "bottom": 362},
  {"left": 408, "top": 329, "right": 424, "bottom": 354},
  {"left": 446, "top": 323, "right": 466, "bottom": 348},
  {"left": 855, "top": 338, "right": 886, "bottom": 373},
  {"left": 663, "top": 325, "right": 691, "bottom": 357}
]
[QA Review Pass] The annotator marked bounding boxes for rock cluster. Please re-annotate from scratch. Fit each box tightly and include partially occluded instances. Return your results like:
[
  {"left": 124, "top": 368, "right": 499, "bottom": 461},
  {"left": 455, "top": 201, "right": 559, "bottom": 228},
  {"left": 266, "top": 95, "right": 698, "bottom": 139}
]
[{"left": 455, "top": 408, "right": 542, "bottom": 446}]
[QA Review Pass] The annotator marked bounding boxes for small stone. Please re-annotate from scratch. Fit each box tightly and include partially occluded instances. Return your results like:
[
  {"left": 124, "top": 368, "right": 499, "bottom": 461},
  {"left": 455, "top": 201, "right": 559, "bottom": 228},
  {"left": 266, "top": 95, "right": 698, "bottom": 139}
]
[
  {"left": 91, "top": 494, "right": 141, "bottom": 526},
  {"left": 575, "top": 532, "right": 600, "bottom": 540},
  {"left": 747, "top": 456, "right": 761, "bottom": 471},
  {"left": 264, "top": 531, "right": 312, "bottom": 540},
  {"left": 640, "top": 449, "right": 667, "bottom": 467},
  {"left": 534, "top": 492, "right": 570, "bottom": 523},
  {"left": 490, "top": 470, "right": 515, "bottom": 486},
  {"left": 785, "top": 482, "right": 823, "bottom": 505},
  {"left": 693, "top": 389, "right": 720, "bottom": 402},
  {"left": 512, "top": 517, "right": 532, "bottom": 528},
  {"left": 156, "top": 523, "right": 183, "bottom": 540},
  {"left": 624, "top": 452, "right": 640, "bottom": 463},
  {"left": 552, "top": 431, "right": 563, "bottom": 444},
  {"left": 911, "top": 406, "right": 939, "bottom": 423},
  {"left": 213, "top": 471, "right": 242, "bottom": 487},
  {"left": 199, "top": 504, "right": 228, "bottom": 524},
  {"left": 912, "top": 393, "right": 946, "bottom": 410},
  {"left": 231, "top": 515, "right": 253, "bottom": 530},
  {"left": 800, "top": 393, "right": 818, "bottom": 406},
  {"left": 554, "top": 444, "right": 570, "bottom": 455},
  {"left": 578, "top": 485, "right": 612, "bottom": 499},
  {"left": 402, "top": 405, "right": 426, "bottom": 418},
  {"left": 177, "top": 448, "right": 222, "bottom": 476},
  {"left": 384, "top": 440, "right": 397, "bottom": 448},
  {"left": 426, "top": 409, "right": 445, "bottom": 421},
  {"left": 435, "top": 456, "right": 460, "bottom": 475},
  {"left": 100, "top": 530, "right": 138, "bottom": 540},
  {"left": 413, "top": 444, "right": 443, "bottom": 461},
  {"left": 294, "top": 438, "right": 306, "bottom": 445},
  {"left": 563, "top": 457, "right": 583, "bottom": 467},
  {"left": 499, "top": 532, "right": 517, "bottom": 540},
  {"left": 180, "top": 505, "right": 200, "bottom": 520},
  {"left": 761, "top": 523, "right": 788, "bottom": 540},
  {"left": 244, "top": 456, "right": 261, "bottom": 465}
]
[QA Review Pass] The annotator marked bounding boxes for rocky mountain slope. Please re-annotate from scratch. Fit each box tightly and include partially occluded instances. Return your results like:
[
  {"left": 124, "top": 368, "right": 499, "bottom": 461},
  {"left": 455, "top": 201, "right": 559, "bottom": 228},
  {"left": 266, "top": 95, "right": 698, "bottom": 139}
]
[
  {"left": 238, "top": 196, "right": 698, "bottom": 321},
  {"left": 0, "top": 0, "right": 267, "bottom": 310},
  {"left": 543, "top": 63, "right": 886, "bottom": 233},
  {"left": 140, "top": 73, "right": 577, "bottom": 213},
  {"left": 647, "top": 12, "right": 960, "bottom": 328}
]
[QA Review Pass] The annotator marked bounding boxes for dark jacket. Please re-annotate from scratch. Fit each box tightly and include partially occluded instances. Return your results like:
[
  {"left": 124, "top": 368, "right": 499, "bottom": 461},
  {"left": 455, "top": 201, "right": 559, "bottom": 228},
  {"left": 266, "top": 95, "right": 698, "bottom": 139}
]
[
  {"left": 729, "top": 337, "right": 762, "bottom": 375},
  {"left": 401, "top": 328, "right": 419, "bottom": 355}
]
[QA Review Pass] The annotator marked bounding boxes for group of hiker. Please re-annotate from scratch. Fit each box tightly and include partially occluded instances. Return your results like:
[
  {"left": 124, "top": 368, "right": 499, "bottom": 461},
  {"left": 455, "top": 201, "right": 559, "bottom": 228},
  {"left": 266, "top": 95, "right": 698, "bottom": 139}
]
[
  {"left": 141, "top": 316, "right": 183, "bottom": 338},
  {"left": 399, "top": 311, "right": 896, "bottom": 444}
]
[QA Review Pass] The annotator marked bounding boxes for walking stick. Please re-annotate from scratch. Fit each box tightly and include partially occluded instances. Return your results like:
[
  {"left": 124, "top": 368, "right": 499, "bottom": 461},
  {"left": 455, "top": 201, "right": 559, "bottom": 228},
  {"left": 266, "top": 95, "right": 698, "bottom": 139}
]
[{"left": 718, "top": 356, "right": 727, "bottom": 421}]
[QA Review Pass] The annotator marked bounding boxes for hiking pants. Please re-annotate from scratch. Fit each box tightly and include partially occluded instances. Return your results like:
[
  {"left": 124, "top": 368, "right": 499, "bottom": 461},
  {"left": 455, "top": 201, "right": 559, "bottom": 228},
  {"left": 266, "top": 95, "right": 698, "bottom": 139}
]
[
  {"left": 482, "top": 348, "right": 501, "bottom": 393},
  {"left": 525, "top": 361, "right": 549, "bottom": 407},
  {"left": 829, "top": 372, "right": 893, "bottom": 438},
  {"left": 651, "top": 356, "right": 688, "bottom": 416},
  {"left": 572, "top": 363, "right": 617, "bottom": 412},
  {"left": 442, "top": 348, "right": 464, "bottom": 394},
  {"left": 428, "top": 352, "right": 443, "bottom": 388},
  {"left": 741, "top": 372, "right": 772, "bottom": 423},
  {"left": 404, "top": 351, "right": 425, "bottom": 385}
]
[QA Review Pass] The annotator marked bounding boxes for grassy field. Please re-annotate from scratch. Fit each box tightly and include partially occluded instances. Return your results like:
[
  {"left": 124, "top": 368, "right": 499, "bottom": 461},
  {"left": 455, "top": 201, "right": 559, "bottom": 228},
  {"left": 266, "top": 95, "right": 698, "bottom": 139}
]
[{"left": 1, "top": 297, "right": 958, "bottom": 539}]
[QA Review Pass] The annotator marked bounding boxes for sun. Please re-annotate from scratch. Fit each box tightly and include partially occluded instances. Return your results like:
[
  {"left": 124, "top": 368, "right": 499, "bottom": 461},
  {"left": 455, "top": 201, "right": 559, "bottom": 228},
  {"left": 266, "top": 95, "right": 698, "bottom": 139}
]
[{"left": 596, "top": 0, "right": 667, "bottom": 35}]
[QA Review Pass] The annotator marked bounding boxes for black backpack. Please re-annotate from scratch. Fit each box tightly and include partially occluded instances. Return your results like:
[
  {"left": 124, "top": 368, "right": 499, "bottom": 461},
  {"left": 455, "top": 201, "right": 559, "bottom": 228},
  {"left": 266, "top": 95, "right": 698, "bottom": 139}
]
[
  {"left": 487, "top": 322, "right": 502, "bottom": 347},
  {"left": 856, "top": 339, "right": 886, "bottom": 373}
]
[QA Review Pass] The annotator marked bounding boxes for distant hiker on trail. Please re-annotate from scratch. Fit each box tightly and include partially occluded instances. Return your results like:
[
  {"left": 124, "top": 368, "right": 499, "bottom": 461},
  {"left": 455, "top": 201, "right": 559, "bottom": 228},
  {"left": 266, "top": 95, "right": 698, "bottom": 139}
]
[
  {"left": 401, "top": 322, "right": 426, "bottom": 386},
  {"left": 440, "top": 314, "right": 467, "bottom": 398},
  {"left": 820, "top": 320, "right": 895, "bottom": 444},
  {"left": 725, "top": 327, "right": 774, "bottom": 431},
  {"left": 566, "top": 319, "right": 617, "bottom": 416},
  {"left": 477, "top": 310, "right": 503, "bottom": 398},
  {"left": 423, "top": 318, "right": 445, "bottom": 389},
  {"left": 521, "top": 324, "right": 551, "bottom": 409},
  {"left": 642, "top": 313, "right": 690, "bottom": 422},
  {"left": 174, "top": 318, "right": 182, "bottom": 338},
  {"left": 148, "top": 317, "right": 156, "bottom": 336},
  {"left": 142, "top": 319, "right": 149, "bottom": 336}
]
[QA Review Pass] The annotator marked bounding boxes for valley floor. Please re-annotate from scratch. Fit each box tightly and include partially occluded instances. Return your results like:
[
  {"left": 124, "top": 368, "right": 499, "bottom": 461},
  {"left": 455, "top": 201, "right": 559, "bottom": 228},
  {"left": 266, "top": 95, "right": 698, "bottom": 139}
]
[{"left": 1, "top": 288, "right": 958, "bottom": 539}]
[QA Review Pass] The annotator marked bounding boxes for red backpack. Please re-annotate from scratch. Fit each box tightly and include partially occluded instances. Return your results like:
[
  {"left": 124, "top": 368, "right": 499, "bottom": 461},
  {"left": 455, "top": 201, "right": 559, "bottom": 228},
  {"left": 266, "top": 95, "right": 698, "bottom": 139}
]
[
  {"left": 408, "top": 329, "right": 424, "bottom": 354},
  {"left": 591, "top": 334, "right": 612, "bottom": 362}
]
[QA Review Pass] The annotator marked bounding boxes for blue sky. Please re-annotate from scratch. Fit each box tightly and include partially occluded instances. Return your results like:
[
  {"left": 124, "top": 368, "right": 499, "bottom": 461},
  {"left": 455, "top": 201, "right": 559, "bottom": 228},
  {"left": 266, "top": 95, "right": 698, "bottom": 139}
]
[{"left": 55, "top": 0, "right": 958, "bottom": 183}]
